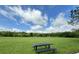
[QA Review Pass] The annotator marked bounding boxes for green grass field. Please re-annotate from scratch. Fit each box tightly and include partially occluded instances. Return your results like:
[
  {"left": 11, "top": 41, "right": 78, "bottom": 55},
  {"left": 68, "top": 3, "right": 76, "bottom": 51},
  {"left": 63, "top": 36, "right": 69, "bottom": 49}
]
[{"left": 0, "top": 37, "right": 79, "bottom": 54}]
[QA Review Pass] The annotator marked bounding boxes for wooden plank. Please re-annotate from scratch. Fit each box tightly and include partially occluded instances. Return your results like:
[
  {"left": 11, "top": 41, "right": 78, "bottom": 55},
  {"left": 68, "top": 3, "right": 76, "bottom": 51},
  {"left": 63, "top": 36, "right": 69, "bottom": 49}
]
[{"left": 35, "top": 48, "right": 56, "bottom": 53}]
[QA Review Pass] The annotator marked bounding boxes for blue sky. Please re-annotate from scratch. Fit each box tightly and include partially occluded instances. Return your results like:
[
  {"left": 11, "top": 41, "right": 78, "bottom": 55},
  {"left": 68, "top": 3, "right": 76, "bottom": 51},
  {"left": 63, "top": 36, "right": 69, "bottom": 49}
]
[{"left": 0, "top": 5, "right": 79, "bottom": 33}]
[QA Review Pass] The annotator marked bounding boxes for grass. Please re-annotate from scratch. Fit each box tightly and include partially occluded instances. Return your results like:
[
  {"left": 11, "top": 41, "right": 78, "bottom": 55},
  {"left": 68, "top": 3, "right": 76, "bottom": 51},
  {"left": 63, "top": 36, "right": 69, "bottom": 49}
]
[{"left": 0, "top": 37, "right": 79, "bottom": 54}]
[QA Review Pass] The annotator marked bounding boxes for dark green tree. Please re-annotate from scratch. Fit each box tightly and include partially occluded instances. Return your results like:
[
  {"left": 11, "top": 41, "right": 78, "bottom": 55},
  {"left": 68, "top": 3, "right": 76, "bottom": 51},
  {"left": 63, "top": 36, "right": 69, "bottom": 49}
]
[{"left": 70, "top": 7, "right": 79, "bottom": 25}]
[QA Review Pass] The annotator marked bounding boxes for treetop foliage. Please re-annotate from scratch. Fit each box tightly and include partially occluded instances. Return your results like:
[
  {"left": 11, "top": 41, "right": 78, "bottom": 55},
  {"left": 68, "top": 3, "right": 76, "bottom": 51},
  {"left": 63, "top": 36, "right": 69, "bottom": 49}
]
[{"left": 0, "top": 30, "right": 79, "bottom": 38}]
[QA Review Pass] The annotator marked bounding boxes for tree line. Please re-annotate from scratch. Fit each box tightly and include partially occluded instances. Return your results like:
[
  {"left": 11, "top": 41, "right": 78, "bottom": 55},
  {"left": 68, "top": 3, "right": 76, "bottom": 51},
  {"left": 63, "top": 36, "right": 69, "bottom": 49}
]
[{"left": 0, "top": 30, "right": 79, "bottom": 37}]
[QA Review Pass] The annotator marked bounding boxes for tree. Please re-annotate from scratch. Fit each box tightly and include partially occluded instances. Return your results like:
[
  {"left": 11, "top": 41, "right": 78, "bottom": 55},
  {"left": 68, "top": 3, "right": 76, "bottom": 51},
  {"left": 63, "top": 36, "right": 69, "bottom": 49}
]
[{"left": 70, "top": 7, "right": 79, "bottom": 25}]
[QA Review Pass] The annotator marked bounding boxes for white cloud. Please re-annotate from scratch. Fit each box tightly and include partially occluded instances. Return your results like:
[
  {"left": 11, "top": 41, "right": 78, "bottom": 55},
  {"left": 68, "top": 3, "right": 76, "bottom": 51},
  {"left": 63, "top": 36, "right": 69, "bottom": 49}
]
[
  {"left": 26, "top": 25, "right": 44, "bottom": 33},
  {"left": 11, "top": 28, "right": 22, "bottom": 32},
  {"left": 0, "top": 6, "right": 48, "bottom": 33},
  {"left": 0, "top": 27, "right": 22, "bottom": 32},
  {"left": 7, "top": 6, "right": 48, "bottom": 26},
  {"left": 46, "top": 12, "right": 79, "bottom": 33},
  {"left": 26, "top": 12, "right": 79, "bottom": 33},
  {"left": 0, "top": 6, "right": 48, "bottom": 26},
  {"left": 31, "top": 25, "right": 43, "bottom": 30},
  {"left": 0, "top": 8, "right": 17, "bottom": 21},
  {"left": 52, "top": 13, "right": 68, "bottom": 27}
]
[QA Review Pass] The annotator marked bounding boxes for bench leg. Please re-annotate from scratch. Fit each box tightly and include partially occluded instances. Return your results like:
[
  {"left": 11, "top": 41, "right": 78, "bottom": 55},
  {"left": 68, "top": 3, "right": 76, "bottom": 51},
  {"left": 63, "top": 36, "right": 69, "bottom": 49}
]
[
  {"left": 52, "top": 49, "right": 56, "bottom": 53},
  {"left": 35, "top": 51, "right": 40, "bottom": 54}
]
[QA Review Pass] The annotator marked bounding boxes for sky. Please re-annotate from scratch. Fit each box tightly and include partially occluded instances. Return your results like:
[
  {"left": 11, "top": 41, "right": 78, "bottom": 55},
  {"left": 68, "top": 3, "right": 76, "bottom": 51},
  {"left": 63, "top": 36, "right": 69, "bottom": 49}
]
[{"left": 0, "top": 5, "right": 79, "bottom": 33}]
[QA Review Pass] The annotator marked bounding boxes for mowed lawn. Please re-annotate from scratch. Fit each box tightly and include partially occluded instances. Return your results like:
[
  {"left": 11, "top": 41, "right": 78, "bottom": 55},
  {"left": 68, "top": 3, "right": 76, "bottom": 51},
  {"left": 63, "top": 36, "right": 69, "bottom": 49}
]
[{"left": 0, "top": 37, "right": 79, "bottom": 54}]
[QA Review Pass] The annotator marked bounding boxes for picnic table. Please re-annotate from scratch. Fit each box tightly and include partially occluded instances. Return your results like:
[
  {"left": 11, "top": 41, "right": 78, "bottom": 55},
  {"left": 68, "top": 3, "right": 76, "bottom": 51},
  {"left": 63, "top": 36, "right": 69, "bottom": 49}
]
[{"left": 32, "top": 43, "right": 56, "bottom": 53}]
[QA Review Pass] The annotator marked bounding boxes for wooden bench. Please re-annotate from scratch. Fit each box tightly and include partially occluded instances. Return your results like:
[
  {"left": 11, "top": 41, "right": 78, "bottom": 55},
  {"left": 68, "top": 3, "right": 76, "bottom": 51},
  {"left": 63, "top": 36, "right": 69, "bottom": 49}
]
[{"left": 32, "top": 43, "right": 56, "bottom": 53}]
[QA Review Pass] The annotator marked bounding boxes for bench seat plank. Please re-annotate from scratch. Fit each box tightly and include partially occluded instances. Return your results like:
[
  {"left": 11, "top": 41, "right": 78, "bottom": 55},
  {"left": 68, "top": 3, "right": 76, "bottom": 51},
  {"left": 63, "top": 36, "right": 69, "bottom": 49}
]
[{"left": 35, "top": 48, "right": 56, "bottom": 53}]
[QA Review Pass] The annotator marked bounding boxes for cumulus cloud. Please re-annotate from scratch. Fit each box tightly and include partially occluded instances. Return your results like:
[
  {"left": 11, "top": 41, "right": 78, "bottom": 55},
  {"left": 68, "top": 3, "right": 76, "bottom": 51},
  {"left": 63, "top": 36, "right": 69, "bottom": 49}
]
[
  {"left": 26, "top": 12, "right": 79, "bottom": 33},
  {"left": 0, "top": 6, "right": 48, "bottom": 26},
  {"left": 7, "top": 6, "right": 48, "bottom": 26},
  {"left": 46, "top": 12, "right": 79, "bottom": 33},
  {"left": 52, "top": 13, "right": 68, "bottom": 27}
]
